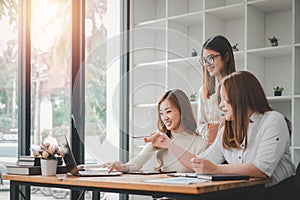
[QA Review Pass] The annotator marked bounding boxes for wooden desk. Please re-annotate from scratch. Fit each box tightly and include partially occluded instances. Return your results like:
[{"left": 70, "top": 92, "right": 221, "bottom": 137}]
[{"left": 2, "top": 174, "right": 271, "bottom": 200}]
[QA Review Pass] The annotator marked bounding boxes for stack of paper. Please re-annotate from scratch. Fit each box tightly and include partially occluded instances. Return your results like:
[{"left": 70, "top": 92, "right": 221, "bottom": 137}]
[{"left": 143, "top": 177, "right": 208, "bottom": 185}]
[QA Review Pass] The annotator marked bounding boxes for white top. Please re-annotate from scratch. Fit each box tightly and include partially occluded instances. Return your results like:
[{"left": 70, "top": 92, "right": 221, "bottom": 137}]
[
  {"left": 197, "top": 85, "right": 223, "bottom": 139},
  {"left": 127, "top": 132, "right": 207, "bottom": 173},
  {"left": 199, "top": 111, "right": 295, "bottom": 187}
]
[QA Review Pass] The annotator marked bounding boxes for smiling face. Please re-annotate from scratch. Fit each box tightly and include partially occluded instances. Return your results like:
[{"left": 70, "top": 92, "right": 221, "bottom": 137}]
[
  {"left": 219, "top": 85, "right": 233, "bottom": 121},
  {"left": 159, "top": 99, "right": 182, "bottom": 133},
  {"left": 202, "top": 49, "right": 226, "bottom": 80}
]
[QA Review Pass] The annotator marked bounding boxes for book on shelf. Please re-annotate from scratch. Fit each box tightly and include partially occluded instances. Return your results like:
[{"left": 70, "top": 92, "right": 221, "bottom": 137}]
[
  {"left": 18, "top": 156, "right": 37, "bottom": 161},
  {"left": 6, "top": 165, "right": 68, "bottom": 175},
  {"left": 17, "top": 161, "right": 39, "bottom": 166},
  {"left": 17, "top": 157, "right": 41, "bottom": 166},
  {"left": 17, "top": 156, "right": 63, "bottom": 166}
]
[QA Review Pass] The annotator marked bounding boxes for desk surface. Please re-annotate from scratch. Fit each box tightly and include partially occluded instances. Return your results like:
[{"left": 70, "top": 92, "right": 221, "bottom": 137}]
[{"left": 2, "top": 173, "right": 271, "bottom": 195}]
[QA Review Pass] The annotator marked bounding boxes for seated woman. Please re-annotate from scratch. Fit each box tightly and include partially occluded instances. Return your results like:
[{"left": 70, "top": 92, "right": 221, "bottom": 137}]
[
  {"left": 147, "top": 71, "right": 296, "bottom": 200},
  {"left": 103, "top": 89, "right": 208, "bottom": 173}
]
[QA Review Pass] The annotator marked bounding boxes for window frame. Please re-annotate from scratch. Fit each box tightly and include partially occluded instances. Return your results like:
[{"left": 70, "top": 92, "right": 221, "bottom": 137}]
[{"left": 17, "top": 0, "right": 129, "bottom": 198}]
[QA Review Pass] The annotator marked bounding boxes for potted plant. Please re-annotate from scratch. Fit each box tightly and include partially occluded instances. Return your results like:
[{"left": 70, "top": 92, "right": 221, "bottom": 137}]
[
  {"left": 232, "top": 43, "right": 239, "bottom": 51},
  {"left": 268, "top": 36, "right": 279, "bottom": 46},
  {"left": 273, "top": 86, "right": 284, "bottom": 96},
  {"left": 191, "top": 48, "right": 198, "bottom": 57},
  {"left": 33, "top": 143, "right": 63, "bottom": 176},
  {"left": 190, "top": 92, "right": 197, "bottom": 101}
]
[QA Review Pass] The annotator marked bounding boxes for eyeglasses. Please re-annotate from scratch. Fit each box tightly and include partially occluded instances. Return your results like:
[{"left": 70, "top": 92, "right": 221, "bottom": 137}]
[{"left": 199, "top": 54, "right": 221, "bottom": 67}]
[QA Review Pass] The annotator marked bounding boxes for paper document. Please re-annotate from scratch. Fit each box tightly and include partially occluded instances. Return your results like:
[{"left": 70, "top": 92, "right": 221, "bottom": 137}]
[{"left": 143, "top": 177, "right": 208, "bottom": 185}]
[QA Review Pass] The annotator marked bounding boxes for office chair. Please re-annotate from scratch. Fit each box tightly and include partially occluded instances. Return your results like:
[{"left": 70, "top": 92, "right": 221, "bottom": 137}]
[{"left": 295, "top": 161, "right": 300, "bottom": 189}]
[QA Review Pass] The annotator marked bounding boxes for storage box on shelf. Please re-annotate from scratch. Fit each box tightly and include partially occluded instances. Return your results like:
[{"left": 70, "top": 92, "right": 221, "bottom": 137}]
[{"left": 130, "top": 0, "right": 300, "bottom": 169}]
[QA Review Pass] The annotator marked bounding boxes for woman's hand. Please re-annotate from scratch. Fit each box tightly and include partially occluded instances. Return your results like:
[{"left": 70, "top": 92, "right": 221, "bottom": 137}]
[
  {"left": 144, "top": 132, "right": 171, "bottom": 149},
  {"left": 191, "top": 157, "right": 219, "bottom": 174},
  {"left": 102, "top": 161, "right": 127, "bottom": 172}
]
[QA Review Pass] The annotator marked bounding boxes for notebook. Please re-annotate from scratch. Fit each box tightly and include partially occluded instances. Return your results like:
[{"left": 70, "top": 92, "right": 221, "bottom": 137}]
[
  {"left": 197, "top": 174, "right": 250, "bottom": 181},
  {"left": 167, "top": 173, "right": 250, "bottom": 181},
  {"left": 56, "top": 135, "right": 121, "bottom": 177}
]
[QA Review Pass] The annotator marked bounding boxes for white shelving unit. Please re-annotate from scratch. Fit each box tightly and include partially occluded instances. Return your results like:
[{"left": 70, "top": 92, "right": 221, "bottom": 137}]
[{"left": 129, "top": 0, "right": 300, "bottom": 172}]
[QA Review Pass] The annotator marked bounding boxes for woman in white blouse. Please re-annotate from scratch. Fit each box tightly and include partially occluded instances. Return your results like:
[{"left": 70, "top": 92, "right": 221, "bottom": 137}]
[
  {"left": 149, "top": 71, "right": 296, "bottom": 199},
  {"left": 193, "top": 71, "right": 296, "bottom": 199},
  {"left": 103, "top": 89, "right": 207, "bottom": 173},
  {"left": 198, "top": 35, "right": 236, "bottom": 144}
]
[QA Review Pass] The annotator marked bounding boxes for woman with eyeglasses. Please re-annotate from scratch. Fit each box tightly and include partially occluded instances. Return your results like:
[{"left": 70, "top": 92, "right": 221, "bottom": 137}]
[{"left": 197, "top": 35, "right": 236, "bottom": 145}]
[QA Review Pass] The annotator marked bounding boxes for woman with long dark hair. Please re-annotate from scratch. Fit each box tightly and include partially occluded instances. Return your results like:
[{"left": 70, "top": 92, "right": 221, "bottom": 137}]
[{"left": 198, "top": 35, "right": 236, "bottom": 144}]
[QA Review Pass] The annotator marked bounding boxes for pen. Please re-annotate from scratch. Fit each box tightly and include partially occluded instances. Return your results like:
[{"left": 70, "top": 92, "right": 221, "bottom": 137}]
[
  {"left": 197, "top": 174, "right": 213, "bottom": 180},
  {"left": 131, "top": 135, "right": 148, "bottom": 139},
  {"left": 131, "top": 132, "right": 164, "bottom": 139}
]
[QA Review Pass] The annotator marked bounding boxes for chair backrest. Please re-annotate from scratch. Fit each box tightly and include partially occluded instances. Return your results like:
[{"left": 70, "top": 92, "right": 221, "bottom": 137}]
[{"left": 295, "top": 162, "right": 300, "bottom": 188}]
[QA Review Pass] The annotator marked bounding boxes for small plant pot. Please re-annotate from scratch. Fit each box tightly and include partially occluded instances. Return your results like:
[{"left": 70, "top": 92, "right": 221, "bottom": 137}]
[
  {"left": 274, "top": 91, "right": 282, "bottom": 96},
  {"left": 190, "top": 94, "right": 196, "bottom": 101},
  {"left": 41, "top": 159, "right": 58, "bottom": 176},
  {"left": 191, "top": 52, "right": 197, "bottom": 57},
  {"left": 232, "top": 47, "right": 239, "bottom": 51},
  {"left": 271, "top": 42, "right": 278, "bottom": 47}
]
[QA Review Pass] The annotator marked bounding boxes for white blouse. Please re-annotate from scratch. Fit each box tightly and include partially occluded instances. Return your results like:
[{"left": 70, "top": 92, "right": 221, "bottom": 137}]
[
  {"left": 126, "top": 132, "right": 208, "bottom": 173},
  {"left": 199, "top": 111, "right": 295, "bottom": 187},
  {"left": 197, "top": 85, "right": 223, "bottom": 140}
]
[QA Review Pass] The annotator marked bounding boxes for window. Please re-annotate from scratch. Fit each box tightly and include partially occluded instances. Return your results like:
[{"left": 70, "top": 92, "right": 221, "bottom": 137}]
[
  {"left": 0, "top": 0, "right": 18, "bottom": 167},
  {"left": 84, "top": 0, "right": 120, "bottom": 165},
  {"left": 30, "top": 0, "right": 71, "bottom": 147},
  {"left": 0, "top": 0, "right": 124, "bottom": 199}
]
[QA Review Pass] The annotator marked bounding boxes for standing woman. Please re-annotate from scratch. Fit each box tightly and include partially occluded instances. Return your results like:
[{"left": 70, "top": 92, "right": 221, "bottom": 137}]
[
  {"left": 192, "top": 71, "right": 296, "bottom": 199},
  {"left": 198, "top": 35, "right": 236, "bottom": 144}
]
